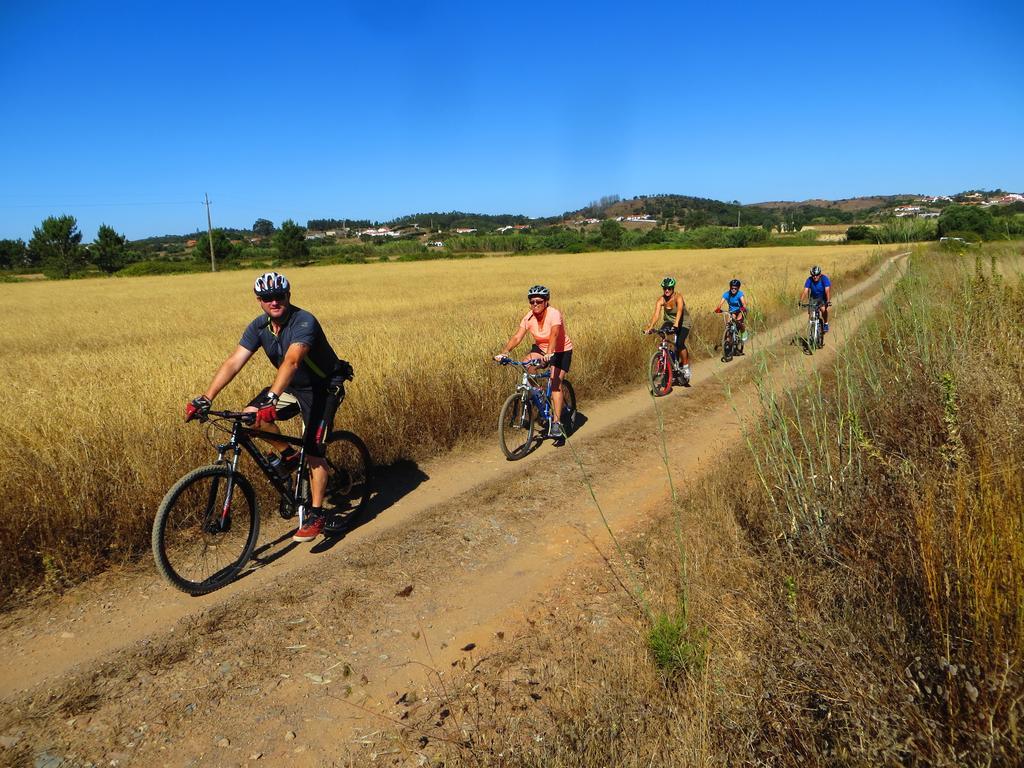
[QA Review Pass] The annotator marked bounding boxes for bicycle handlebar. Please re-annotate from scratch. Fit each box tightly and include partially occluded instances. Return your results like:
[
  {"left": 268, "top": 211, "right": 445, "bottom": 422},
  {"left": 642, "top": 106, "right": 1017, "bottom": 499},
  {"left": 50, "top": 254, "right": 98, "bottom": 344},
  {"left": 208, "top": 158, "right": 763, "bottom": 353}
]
[
  {"left": 496, "top": 357, "right": 551, "bottom": 369},
  {"left": 195, "top": 409, "right": 257, "bottom": 425}
]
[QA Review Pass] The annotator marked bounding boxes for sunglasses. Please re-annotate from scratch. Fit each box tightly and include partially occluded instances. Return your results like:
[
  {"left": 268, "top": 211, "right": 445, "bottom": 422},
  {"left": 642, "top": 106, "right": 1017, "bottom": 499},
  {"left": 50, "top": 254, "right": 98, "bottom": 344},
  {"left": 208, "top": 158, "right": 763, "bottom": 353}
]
[
  {"left": 257, "top": 291, "right": 288, "bottom": 302},
  {"left": 528, "top": 298, "right": 546, "bottom": 305}
]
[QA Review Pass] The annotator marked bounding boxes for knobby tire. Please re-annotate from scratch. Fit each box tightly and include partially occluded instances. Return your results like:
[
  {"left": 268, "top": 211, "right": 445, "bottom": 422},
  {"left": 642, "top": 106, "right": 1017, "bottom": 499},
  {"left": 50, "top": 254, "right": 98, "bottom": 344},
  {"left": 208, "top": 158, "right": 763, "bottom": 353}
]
[
  {"left": 152, "top": 464, "right": 260, "bottom": 596},
  {"left": 323, "top": 431, "right": 373, "bottom": 525},
  {"left": 649, "top": 350, "right": 672, "bottom": 396},
  {"left": 560, "top": 379, "right": 577, "bottom": 435},
  {"left": 499, "top": 392, "right": 537, "bottom": 460}
]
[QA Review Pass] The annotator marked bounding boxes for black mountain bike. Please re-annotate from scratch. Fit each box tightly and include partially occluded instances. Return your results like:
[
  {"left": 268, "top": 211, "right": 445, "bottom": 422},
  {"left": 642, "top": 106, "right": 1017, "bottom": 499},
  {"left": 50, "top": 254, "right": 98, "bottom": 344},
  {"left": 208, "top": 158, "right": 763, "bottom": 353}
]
[
  {"left": 718, "top": 309, "right": 745, "bottom": 362},
  {"left": 800, "top": 300, "right": 828, "bottom": 352},
  {"left": 152, "top": 410, "right": 371, "bottom": 596}
]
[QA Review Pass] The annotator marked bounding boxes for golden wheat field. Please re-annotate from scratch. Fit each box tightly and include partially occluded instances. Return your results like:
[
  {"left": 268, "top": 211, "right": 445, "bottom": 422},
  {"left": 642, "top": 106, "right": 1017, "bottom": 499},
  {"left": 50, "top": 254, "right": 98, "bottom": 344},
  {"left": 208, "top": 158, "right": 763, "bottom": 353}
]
[{"left": 1, "top": 244, "right": 895, "bottom": 592}]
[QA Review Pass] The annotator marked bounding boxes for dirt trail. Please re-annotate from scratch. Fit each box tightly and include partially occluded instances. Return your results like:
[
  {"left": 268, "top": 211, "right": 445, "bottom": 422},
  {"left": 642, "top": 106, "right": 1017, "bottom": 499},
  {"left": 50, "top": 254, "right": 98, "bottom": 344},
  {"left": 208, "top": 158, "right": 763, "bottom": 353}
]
[{"left": 0, "top": 253, "right": 906, "bottom": 767}]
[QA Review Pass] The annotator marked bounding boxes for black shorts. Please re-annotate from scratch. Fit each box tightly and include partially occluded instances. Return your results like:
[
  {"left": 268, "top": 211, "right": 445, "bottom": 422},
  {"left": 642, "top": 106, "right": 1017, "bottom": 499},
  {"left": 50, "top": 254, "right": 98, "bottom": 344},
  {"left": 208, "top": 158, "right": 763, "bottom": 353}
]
[
  {"left": 249, "top": 377, "right": 346, "bottom": 457},
  {"left": 659, "top": 324, "right": 689, "bottom": 354},
  {"left": 530, "top": 345, "right": 572, "bottom": 373}
]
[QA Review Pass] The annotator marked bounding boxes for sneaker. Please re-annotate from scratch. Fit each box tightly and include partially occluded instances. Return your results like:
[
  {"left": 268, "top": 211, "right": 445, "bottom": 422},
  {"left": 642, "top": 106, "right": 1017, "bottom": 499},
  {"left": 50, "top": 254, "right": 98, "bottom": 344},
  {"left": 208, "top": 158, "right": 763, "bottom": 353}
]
[
  {"left": 682, "top": 365, "right": 691, "bottom": 383},
  {"left": 293, "top": 514, "right": 324, "bottom": 542},
  {"left": 741, "top": 331, "right": 749, "bottom": 342},
  {"left": 548, "top": 422, "right": 564, "bottom": 439}
]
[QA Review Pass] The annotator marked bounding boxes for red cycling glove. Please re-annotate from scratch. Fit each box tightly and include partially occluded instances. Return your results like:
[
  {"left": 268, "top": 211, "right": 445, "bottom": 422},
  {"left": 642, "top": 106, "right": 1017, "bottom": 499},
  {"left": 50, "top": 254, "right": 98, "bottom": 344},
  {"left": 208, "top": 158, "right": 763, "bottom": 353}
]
[{"left": 255, "top": 392, "right": 279, "bottom": 424}]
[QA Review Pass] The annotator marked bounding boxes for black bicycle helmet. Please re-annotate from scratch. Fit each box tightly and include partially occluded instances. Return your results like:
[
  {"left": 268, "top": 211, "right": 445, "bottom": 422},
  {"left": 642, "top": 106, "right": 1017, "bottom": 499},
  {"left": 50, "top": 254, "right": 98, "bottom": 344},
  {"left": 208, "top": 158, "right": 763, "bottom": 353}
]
[
  {"left": 729, "top": 278, "right": 741, "bottom": 288},
  {"left": 527, "top": 284, "right": 550, "bottom": 300},
  {"left": 810, "top": 265, "right": 822, "bottom": 277},
  {"left": 661, "top": 276, "right": 676, "bottom": 289}
]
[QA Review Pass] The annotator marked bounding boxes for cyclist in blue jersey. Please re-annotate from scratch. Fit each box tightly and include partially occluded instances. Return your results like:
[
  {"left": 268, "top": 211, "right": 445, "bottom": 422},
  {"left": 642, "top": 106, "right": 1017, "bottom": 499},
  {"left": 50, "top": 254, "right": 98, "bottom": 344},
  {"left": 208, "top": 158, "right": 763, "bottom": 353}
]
[
  {"left": 184, "top": 271, "right": 353, "bottom": 543},
  {"left": 714, "top": 278, "right": 748, "bottom": 341},
  {"left": 799, "top": 265, "right": 832, "bottom": 337}
]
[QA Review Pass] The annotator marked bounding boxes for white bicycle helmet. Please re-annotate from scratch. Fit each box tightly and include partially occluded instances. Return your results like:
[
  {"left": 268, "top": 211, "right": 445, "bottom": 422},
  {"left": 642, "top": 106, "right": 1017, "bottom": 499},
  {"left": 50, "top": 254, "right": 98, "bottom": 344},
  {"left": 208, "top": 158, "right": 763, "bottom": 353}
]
[
  {"left": 527, "top": 284, "right": 550, "bottom": 299},
  {"left": 254, "top": 271, "right": 290, "bottom": 297}
]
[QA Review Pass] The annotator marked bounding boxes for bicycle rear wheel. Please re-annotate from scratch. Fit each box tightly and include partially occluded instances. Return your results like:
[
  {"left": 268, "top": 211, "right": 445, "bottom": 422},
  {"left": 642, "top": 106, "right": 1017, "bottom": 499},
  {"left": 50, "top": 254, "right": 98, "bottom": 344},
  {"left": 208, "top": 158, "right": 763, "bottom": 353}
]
[
  {"left": 152, "top": 465, "right": 259, "bottom": 596},
  {"left": 323, "top": 431, "right": 372, "bottom": 521},
  {"left": 559, "top": 379, "right": 577, "bottom": 435},
  {"left": 649, "top": 350, "right": 672, "bottom": 396},
  {"left": 499, "top": 392, "right": 537, "bottom": 460}
]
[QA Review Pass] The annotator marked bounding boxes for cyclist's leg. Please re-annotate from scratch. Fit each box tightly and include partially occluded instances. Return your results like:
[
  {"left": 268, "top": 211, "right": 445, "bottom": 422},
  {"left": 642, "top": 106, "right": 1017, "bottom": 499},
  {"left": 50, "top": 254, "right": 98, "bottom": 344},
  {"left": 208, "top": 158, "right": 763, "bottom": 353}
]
[
  {"left": 734, "top": 310, "right": 745, "bottom": 333},
  {"left": 296, "top": 385, "right": 342, "bottom": 510},
  {"left": 246, "top": 388, "right": 301, "bottom": 454},
  {"left": 548, "top": 351, "right": 572, "bottom": 427},
  {"left": 523, "top": 344, "right": 545, "bottom": 373},
  {"left": 675, "top": 326, "right": 690, "bottom": 366},
  {"left": 820, "top": 301, "right": 829, "bottom": 330}
]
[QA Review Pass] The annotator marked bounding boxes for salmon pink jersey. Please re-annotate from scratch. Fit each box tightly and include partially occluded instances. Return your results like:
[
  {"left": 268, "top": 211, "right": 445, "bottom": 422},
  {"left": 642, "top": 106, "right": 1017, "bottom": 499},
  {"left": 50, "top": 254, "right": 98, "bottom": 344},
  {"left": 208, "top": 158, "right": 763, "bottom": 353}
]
[{"left": 519, "top": 307, "right": 574, "bottom": 353}]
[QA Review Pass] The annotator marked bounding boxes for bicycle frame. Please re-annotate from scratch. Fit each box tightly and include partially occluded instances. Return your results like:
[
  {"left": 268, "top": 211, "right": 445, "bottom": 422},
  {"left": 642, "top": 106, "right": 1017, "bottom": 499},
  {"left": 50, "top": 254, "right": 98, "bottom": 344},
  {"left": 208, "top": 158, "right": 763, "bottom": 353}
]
[
  {"left": 801, "top": 301, "right": 825, "bottom": 347},
  {"left": 512, "top": 364, "right": 554, "bottom": 420},
  {"left": 652, "top": 328, "right": 678, "bottom": 362},
  {"left": 208, "top": 414, "right": 314, "bottom": 525}
]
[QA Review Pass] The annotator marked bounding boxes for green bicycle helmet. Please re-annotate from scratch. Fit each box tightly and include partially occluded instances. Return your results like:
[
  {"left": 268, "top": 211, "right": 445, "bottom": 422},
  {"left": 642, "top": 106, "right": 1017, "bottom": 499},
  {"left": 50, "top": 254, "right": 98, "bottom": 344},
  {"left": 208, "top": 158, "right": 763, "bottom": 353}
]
[{"left": 660, "top": 276, "right": 676, "bottom": 289}]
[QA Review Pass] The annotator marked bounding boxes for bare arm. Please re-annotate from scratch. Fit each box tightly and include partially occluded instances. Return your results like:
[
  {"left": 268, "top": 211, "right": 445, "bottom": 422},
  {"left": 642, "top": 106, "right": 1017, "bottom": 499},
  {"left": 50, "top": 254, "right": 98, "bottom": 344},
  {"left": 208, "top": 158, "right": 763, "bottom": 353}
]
[
  {"left": 825, "top": 285, "right": 831, "bottom": 303},
  {"left": 497, "top": 327, "right": 528, "bottom": 358},
  {"left": 799, "top": 287, "right": 810, "bottom": 302},
  {"left": 268, "top": 342, "right": 310, "bottom": 396},
  {"left": 203, "top": 345, "right": 256, "bottom": 401},
  {"left": 645, "top": 297, "right": 665, "bottom": 332}
]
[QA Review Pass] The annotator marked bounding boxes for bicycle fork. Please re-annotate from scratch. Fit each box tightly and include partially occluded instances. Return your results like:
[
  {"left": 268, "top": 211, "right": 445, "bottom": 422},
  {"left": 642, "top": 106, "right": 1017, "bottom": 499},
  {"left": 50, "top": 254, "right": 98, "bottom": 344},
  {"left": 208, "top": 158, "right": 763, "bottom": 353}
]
[{"left": 206, "top": 442, "right": 242, "bottom": 532}]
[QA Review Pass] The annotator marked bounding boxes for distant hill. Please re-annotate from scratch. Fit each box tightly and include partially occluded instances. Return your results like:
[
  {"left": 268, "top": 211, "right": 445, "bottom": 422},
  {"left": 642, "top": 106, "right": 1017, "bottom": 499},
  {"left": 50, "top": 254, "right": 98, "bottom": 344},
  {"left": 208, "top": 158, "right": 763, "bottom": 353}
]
[
  {"left": 123, "top": 190, "right": 993, "bottom": 247},
  {"left": 748, "top": 194, "right": 921, "bottom": 212}
]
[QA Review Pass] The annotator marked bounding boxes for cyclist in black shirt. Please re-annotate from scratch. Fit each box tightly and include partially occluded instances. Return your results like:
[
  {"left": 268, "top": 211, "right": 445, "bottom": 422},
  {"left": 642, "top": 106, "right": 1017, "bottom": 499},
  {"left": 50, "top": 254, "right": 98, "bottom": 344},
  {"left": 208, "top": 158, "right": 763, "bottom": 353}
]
[{"left": 185, "top": 271, "right": 351, "bottom": 542}]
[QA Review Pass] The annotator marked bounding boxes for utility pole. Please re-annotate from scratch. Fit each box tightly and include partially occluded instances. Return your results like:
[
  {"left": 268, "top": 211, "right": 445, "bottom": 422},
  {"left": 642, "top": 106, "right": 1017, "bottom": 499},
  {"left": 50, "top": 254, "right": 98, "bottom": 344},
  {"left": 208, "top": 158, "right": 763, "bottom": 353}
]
[{"left": 204, "top": 193, "right": 217, "bottom": 272}]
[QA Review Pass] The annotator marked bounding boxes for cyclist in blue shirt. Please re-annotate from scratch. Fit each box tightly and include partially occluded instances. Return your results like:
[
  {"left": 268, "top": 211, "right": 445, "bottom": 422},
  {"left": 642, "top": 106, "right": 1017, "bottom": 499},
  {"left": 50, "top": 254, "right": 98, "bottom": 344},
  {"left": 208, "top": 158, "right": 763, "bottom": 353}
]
[
  {"left": 714, "top": 278, "right": 748, "bottom": 341},
  {"left": 799, "top": 265, "right": 832, "bottom": 335}
]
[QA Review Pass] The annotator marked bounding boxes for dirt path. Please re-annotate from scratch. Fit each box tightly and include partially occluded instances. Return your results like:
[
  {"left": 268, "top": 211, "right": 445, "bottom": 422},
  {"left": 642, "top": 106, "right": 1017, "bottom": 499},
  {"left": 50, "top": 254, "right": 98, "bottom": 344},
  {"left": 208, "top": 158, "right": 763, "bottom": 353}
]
[{"left": 0, "top": 253, "right": 906, "bottom": 767}]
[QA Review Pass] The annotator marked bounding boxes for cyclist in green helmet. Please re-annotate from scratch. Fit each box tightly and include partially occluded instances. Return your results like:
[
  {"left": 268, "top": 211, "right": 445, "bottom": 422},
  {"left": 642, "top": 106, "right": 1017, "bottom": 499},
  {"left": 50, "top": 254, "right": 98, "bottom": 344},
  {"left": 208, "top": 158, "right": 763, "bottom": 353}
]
[{"left": 644, "top": 276, "right": 691, "bottom": 383}]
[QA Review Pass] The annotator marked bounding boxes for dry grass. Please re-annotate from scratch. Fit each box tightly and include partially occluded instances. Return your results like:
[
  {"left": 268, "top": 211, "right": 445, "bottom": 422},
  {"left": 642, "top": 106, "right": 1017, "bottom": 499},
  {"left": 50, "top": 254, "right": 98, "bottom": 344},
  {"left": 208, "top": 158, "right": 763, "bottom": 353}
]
[
  {"left": 2, "top": 244, "right": 888, "bottom": 595},
  {"left": 372, "top": 243, "right": 1024, "bottom": 767}
]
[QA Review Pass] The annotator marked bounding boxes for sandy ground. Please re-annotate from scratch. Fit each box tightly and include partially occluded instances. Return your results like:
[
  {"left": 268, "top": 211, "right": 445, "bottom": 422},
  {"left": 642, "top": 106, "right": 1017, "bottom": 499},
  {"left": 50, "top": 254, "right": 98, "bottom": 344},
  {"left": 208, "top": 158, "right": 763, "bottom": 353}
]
[{"left": 0, "top": 254, "right": 907, "bottom": 768}]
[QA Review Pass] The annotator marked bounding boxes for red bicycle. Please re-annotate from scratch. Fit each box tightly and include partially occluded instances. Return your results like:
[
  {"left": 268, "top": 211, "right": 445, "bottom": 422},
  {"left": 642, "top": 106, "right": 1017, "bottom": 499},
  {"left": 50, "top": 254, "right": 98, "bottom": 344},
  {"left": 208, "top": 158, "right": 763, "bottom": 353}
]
[{"left": 645, "top": 327, "right": 678, "bottom": 396}]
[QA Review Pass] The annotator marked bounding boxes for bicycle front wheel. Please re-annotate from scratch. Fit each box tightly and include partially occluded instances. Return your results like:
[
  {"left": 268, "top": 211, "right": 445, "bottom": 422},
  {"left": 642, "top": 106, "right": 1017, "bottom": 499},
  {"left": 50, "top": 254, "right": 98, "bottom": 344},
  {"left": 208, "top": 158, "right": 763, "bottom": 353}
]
[
  {"left": 499, "top": 392, "right": 537, "bottom": 460},
  {"left": 809, "top": 320, "right": 820, "bottom": 351},
  {"left": 323, "top": 431, "right": 372, "bottom": 517},
  {"left": 649, "top": 350, "right": 672, "bottom": 396},
  {"left": 152, "top": 465, "right": 259, "bottom": 596},
  {"left": 722, "top": 327, "right": 734, "bottom": 361}
]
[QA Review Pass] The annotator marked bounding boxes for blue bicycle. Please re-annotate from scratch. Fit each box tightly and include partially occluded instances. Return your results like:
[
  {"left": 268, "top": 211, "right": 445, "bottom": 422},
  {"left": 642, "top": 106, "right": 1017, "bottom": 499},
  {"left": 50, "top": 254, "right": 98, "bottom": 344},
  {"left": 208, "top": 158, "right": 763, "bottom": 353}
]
[{"left": 495, "top": 358, "right": 577, "bottom": 460}]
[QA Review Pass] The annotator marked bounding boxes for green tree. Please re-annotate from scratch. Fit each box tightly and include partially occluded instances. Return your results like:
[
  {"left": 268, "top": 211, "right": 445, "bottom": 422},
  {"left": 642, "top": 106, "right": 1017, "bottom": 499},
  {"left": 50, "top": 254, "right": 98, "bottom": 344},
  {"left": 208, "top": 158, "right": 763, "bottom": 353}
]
[
  {"left": 0, "top": 238, "right": 28, "bottom": 269},
  {"left": 253, "top": 218, "right": 275, "bottom": 237},
  {"left": 938, "top": 205, "right": 996, "bottom": 240},
  {"left": 274, "top": 219, "right": 309, "bottom": 261},
  {"left": 599, "top": 219, "right": 624, "bottom": 250},
  {"left": 28, "top": 215, "right": 86, "bottom": 277},
  {"left": 193, "top": 229, "right": 236, "bottom": 266},
  {"left": 90, "top": 224, "right": 130, "bottom": 273}
]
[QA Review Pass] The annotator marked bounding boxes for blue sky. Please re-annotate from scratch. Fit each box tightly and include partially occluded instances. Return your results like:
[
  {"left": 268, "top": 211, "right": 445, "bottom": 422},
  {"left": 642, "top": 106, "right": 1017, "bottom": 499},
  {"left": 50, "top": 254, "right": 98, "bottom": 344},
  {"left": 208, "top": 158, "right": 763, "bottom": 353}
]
[{"left": 1, "top": 0, "right": 1021, "bottom": 241}]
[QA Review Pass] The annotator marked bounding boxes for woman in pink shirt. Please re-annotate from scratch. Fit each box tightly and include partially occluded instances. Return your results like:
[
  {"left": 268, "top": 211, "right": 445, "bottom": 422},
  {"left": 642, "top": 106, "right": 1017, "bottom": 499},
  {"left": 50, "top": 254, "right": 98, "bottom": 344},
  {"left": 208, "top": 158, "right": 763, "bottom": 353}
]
[{"left": 493, "top": 285, "right": 574, "bottom": 439}]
